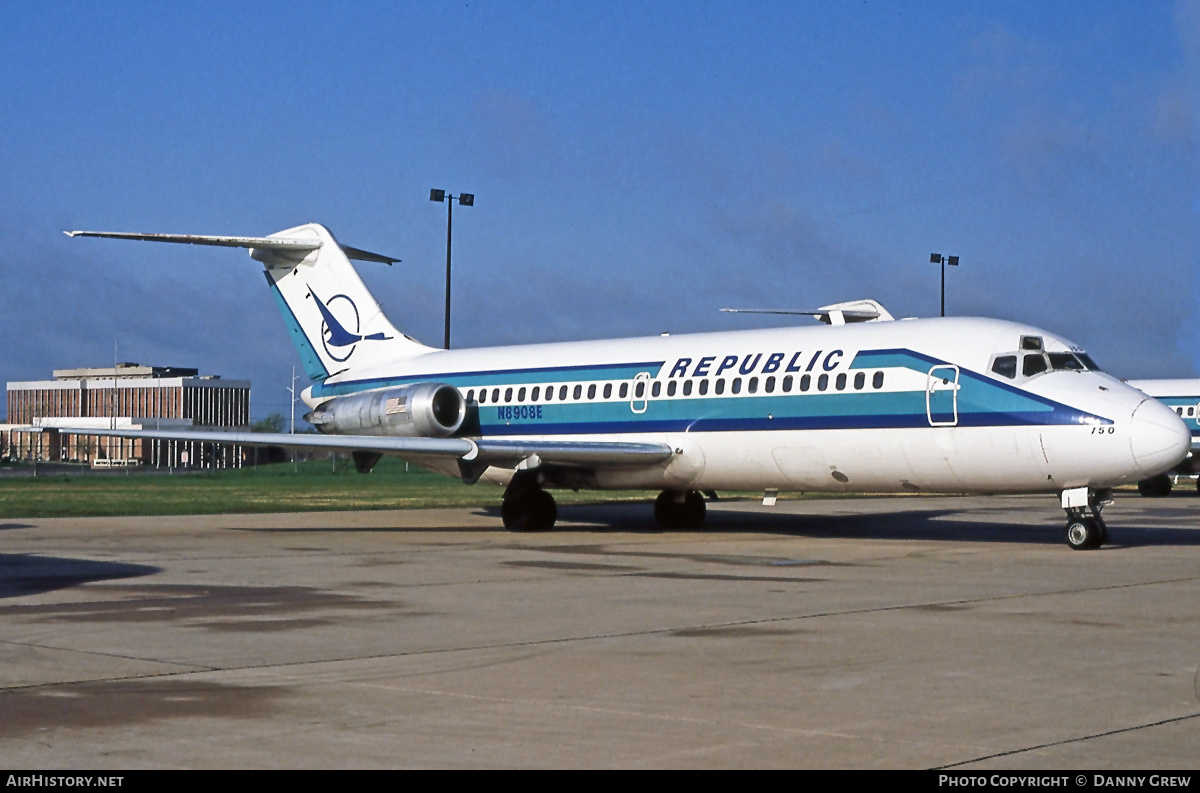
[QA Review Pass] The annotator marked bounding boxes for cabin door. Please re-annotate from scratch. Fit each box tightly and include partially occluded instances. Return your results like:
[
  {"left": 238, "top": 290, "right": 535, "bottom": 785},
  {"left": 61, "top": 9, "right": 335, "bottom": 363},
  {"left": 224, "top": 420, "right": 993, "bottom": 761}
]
[
  {"left": 630, "top": 372, "right": 651, "bottom": 414},
  {"left": 926, "top": 365, "right": 960, "bottom": 427}
]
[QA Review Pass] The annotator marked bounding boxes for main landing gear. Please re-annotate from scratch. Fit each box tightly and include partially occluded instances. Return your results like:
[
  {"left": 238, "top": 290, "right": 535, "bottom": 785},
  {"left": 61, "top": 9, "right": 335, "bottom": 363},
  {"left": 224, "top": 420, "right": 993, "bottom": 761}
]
[
  {"left": 1061, "top": 486, "right": 1111, "bottom": 551},
  {"left": 654, "top": 490, "right": 706, "bottom": 529},
  {"left": 499, "top": 479, "right": 709, "bottom": 532},
  {"left": 501, "top": 472, "right": 557, "bottom": 531},
  {"left": 1136, "top": 473, "right": 1173, "bottom": 497}
]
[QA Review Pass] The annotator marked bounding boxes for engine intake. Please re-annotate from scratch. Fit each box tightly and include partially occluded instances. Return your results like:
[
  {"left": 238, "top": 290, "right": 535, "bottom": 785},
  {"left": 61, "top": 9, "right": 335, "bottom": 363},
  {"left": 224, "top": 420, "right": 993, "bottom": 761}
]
[{"left": 305, "top": 383, "right": 466, "bottom": 438}]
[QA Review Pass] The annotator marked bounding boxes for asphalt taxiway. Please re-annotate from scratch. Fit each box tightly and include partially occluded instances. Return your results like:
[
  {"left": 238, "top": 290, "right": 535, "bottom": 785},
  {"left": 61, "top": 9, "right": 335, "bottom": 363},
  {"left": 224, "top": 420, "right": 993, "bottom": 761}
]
[{"left": 2, "top": 494, "right": 1198, "bottom": 769}]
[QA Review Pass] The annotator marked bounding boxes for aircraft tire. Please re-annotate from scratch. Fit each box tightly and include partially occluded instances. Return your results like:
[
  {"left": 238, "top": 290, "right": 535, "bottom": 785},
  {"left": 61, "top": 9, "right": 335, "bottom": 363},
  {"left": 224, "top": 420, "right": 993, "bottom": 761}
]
[
  {"left": 1065, "top": 518, "right": 1103, "bottom": 551},
  {"left": 654, "top": 490, "right": 706, "bottom": 530},
  {"left": 501, "top": 488, "right": 557, "bottom": 532},
  {"left": 1137, "top": 474, "right": 1172, "bottom": 497},
  {"left": 681, "top": 490, "right": 706, "bottom": 529}
]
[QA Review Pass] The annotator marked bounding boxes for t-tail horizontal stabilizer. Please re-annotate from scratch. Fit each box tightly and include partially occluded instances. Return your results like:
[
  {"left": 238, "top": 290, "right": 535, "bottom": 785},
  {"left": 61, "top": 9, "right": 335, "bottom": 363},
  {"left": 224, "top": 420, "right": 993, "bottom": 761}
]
[
  {"left": 65, "top": 223, "right": 429, "bottom": 382},
  {"left": 63, "top": 230, "right": 400, "bottom": 265}
]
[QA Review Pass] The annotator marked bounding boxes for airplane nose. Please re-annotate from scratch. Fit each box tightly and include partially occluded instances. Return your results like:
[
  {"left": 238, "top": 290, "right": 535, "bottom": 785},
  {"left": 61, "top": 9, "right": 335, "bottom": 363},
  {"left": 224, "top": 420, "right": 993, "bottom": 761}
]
[{"left": 1129, "top": 398, "right": 1191, "bottom": 477}]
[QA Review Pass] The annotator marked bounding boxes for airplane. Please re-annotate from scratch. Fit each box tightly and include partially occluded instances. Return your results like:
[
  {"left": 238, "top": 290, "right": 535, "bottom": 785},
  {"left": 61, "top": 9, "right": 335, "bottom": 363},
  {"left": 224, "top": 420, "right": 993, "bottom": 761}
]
[
  {"left": 57, "top": 223, "right": 1190, "bottom": 550},
  {"left": 1125, "top": 379, "right": 1200, "bottom": 496}
]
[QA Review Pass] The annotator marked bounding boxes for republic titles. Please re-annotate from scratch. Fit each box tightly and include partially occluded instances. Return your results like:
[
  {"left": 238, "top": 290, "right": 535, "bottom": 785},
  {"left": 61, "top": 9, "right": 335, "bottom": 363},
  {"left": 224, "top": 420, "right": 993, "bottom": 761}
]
[{"left": 665, "top": 349, "right": 847, "bottom": 379}]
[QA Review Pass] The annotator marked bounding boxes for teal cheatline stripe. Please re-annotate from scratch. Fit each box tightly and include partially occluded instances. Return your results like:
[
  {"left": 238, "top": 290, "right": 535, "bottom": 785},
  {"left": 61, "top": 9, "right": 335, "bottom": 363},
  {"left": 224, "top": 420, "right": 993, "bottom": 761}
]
[
  {"left": 957, "top": 370, "right": 1057, "bottom": 417},
  {"left": 266, "top": 277, "right": 327, "bottom": 382},
  {"left": 849, "top": 348, "right": 943, "bottom": 370}
]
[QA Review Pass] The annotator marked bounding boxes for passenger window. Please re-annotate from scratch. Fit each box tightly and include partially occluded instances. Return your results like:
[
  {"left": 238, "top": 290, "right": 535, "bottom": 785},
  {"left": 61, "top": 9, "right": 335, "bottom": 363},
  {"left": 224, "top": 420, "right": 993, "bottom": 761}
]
[
  {"left": 544, "top": 387, "right": 553, "bottom": 402},
  {"left": 573, "top": 385, "right": 583, "bottom": 400},
  {"left": 765, "top": 376, "right": 775, "bottom": 393},
  {"left": 782, "top": 375, "right": 792, "bottom": 392},
  {"left": 651, "top": 381, "right": 661, "bottom": 397},
  {"left": 698, "top": 380, "right": 709, "bottom": 395},
  {"left": 991, "top": 356, "right": 1017, "bottom": 379},
  {"left": 603, "top": 383, "right": 612, "bottom": 399},
  {"left": 732, "top": 378, "right": 742, "bottom": 394},
  {"left": 715, "top": 379, "right": 725, "bottom": 395},
  {"left": 518, "top": 387, "right": 527, "bottom": 401},
  {"left": 836, "top": 373, "right": 846, "bottom": 391},
  {"left": 634, "top": 382, "right": 644, "bottom": 398},
  {"left": 505, "top": 387, "right": 513, "bottom": 402},
  {"left": 873, "top": 371, "right": 884, "bottom": 389},
  {"left": 1022, "top": 354, "right": 1048, "bottom": 377},
  {"left": 559, "top": 385, "right": 568, "bottom": 400},
  {"left": 749, "top": 377, "right": 759, "bottom": 394},
  {"left": 587, "top": 384, "right": 597, "bottom": 399},
  {"left": 531, "top": 386, "right": 540, "bottom": 402},
  {"left": 853, "top": 372, "right": 865, "bottom": 390},
  {"left": 683, "top": 380, "right": 693, "bottom": 396},
  {"left": 619, "top": 383, "right": 628, "bottom": 398},
  {"left": 818, "top": 374, "right": 829, "bottom": 392},
  {"left": 800, "top": 375, "right": 811, "bottom": 392},
  {"left": 667, "top": 381, "right": 677, "bottom": 396},
  {"left": 466, "top": 389, "right": 475, "bottom": 402},
  {"left": 492, "top": 388, "right": 500, "bottom": 403}
]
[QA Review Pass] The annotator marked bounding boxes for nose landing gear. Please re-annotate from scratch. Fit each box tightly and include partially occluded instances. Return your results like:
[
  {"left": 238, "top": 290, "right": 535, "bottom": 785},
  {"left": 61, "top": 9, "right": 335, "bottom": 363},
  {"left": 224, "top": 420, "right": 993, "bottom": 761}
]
[{"left": 1061, "top": 486, "right": 1111, "bottom": 550}]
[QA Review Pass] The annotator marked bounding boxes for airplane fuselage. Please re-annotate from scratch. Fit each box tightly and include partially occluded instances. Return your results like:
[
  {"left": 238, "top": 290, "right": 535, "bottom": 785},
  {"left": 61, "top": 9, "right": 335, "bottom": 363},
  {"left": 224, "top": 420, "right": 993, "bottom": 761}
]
[{"left": 304, "top": 316, "right": 1184, "bottom": 496}]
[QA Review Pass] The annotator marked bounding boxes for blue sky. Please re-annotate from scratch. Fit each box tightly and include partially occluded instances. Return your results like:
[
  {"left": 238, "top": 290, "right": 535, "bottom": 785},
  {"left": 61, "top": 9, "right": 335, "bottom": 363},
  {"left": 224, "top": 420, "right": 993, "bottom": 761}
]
[{"left": 2, "top": 1, "right": 1195, "bottom": 419}]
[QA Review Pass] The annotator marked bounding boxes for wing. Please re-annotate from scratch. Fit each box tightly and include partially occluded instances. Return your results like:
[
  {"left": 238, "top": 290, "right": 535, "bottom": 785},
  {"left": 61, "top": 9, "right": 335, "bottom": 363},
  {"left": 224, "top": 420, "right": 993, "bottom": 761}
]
[{"left": 50, "top": 427, "right": 674, "bottom": 478}]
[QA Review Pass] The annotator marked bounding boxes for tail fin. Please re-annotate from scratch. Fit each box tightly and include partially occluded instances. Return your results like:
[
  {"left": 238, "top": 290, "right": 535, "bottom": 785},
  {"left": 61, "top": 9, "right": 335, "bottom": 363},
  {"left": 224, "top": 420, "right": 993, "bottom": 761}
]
[
  {"left": 257, "top": 224, "right": 433, "bottom": 380},
  {"left": 66, "top": 223, "right": 435, "bottom": 381}
]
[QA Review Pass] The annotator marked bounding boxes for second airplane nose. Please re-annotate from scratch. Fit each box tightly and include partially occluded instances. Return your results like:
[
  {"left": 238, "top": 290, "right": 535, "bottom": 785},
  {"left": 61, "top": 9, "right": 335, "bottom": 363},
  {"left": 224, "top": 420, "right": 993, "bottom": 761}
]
[{"left": 1129, "top": 398, "right": 1191, "bottom": 477}]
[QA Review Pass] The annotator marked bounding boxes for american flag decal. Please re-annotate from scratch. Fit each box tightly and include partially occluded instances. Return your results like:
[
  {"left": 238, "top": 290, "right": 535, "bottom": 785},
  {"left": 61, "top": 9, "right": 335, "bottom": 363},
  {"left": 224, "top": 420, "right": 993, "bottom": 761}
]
[{"left": 385, "top": 397, "right": 407, "bottom": 415}]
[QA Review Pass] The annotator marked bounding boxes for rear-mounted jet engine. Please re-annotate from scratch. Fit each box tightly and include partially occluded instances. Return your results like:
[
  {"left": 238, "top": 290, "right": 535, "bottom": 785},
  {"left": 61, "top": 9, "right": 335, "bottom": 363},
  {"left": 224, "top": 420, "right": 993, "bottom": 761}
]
[{"left": 306, "top": 383, "right": 466, "bottom": 438}]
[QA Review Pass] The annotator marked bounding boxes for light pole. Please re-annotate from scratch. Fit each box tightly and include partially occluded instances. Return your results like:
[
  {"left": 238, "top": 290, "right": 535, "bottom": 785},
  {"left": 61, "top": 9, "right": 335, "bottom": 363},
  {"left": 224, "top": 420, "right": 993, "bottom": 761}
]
[
  {"left": 430, "top": 189, "right": 474, "bottom": 349},
  {"left": 286, "top": 366, "right": 299, "bottom": 472},
  {"left": 929, "top": 253, "right": 959, "bottom": 317}
]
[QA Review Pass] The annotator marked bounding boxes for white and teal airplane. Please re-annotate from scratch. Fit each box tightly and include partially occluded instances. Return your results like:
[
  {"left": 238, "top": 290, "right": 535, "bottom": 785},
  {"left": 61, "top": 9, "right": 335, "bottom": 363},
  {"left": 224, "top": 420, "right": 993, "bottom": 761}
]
[
  {"left": 63, "top": 223, "right": 1190, "bottom": 549},
  {"left": 1127, "top": 379, "right": 1200, "bottom": 496}
]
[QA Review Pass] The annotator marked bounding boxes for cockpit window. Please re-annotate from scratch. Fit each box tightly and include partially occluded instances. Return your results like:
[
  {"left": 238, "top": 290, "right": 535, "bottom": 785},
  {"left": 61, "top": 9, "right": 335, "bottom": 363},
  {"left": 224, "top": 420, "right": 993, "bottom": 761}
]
[
  {"left": 1047, "top": 352, "right": 1086, "bottom": 372},
  {"left": 998, "top": 338, "right": 1098, "bottom": 380},
  {"left": 991, "top": 355, "right": 1017, "bottom": 379}
]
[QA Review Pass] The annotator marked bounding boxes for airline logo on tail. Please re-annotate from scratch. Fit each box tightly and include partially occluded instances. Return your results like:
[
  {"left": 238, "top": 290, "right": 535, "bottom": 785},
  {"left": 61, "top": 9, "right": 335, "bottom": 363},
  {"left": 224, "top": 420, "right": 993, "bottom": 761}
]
[{"left": 310, "top": 287, "right": 392, "bottom": 363}]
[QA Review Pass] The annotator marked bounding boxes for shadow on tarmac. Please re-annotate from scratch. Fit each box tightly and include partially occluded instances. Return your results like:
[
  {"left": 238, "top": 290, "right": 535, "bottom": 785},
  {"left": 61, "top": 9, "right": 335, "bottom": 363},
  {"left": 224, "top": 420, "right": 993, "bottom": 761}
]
[
  {"left": 224, "top": 498, "right": 1200, "bottom": 548},
  {"left": 0, "top": 553, "right": 159, "bottom": 599}
]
